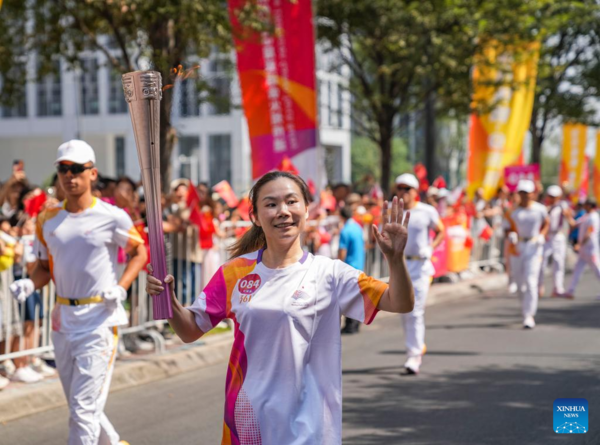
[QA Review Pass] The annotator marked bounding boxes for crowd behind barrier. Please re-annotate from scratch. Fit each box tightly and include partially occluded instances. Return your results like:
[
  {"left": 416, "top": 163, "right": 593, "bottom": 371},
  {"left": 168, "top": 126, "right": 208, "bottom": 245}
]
[{"left": 0, "top": 166, "right": 568, "bottom": 381}]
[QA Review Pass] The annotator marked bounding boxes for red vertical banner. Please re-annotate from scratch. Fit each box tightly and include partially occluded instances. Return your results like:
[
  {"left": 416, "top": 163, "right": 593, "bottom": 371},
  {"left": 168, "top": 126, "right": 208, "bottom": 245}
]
[
  {"left": 594, "top": 132, "right": 600, "bottom": 203},
  {"left": 229, "top": 0, "right": 321, "bottom": 185}
]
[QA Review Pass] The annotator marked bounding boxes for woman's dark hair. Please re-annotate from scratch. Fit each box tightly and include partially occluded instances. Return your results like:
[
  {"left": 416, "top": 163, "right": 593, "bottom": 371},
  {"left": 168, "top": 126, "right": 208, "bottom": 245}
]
[{"left": 228, "top": 171, "right": 311, "bottom": 259}]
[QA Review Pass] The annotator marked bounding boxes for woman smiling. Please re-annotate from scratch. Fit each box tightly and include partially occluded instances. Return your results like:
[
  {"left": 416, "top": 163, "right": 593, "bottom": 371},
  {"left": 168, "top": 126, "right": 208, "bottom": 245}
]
[{"left": 147, "top": 171, "right": 414, "bottom": 445}]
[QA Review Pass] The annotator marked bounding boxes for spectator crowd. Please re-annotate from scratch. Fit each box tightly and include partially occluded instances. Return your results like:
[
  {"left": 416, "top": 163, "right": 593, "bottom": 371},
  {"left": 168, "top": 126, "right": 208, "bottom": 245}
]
[{"left": 0, "top": 159, "right": 592, "bottom": 389}]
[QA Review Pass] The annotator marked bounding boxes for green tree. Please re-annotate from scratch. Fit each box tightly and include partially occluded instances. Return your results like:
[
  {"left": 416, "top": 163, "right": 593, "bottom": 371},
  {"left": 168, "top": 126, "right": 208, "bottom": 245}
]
[
  {"left": 529, "top": 0, "right": 600, "bottom": 165},
  {"left": 0, "top": 0, "right": 267, "bottom": 192},
  {"left": 351, "top": 136, "right": 411, "bottom": 190},
  {"left": 317, "top": 0, "right": 550, "bottom": 196}
]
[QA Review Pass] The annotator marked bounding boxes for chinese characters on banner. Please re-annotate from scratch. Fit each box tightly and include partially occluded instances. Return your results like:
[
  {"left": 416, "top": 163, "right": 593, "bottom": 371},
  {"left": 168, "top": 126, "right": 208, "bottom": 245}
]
[
  {"left": 504, "top": 164, "right": 540, "bottom": 192},
  {"left": 559, "top": 123, "right": 588, "bottom": 203},
  {"left": 228, "top": 0, "right": 323, "bottom": 186},
  {"left": 467, "top": 42, "right": 540, "bottom": 200}
]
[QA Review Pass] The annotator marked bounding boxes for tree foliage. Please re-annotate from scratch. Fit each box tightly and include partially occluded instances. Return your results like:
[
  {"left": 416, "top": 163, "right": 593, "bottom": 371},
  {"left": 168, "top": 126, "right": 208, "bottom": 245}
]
[
  {"left": 0, "top": 0, "right": 267, "bottom": 191},
  {"left": 317, "top": 0, "right": 600, "bottom": 192}
]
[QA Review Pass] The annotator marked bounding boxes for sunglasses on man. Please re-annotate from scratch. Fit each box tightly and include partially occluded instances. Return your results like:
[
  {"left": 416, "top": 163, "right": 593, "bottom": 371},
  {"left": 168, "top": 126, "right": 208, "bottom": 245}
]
[
  {"left": 396, "top": 185, "right": 413, "bottom": 192},
  {"left": 57, "top": 163, "right": 93, "bottom": 175}
]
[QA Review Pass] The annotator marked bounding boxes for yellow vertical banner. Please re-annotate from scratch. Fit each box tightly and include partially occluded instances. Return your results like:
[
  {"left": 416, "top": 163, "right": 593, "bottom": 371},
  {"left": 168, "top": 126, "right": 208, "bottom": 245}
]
[
  {"left": 560, "top": 123, "right": 588, "bottom": 202},
  {"left": 594, "top": 131, "right": 600, "bottom": 203},
  {"left": 467, "top": 42, "right": 540, "bottom": 200}
]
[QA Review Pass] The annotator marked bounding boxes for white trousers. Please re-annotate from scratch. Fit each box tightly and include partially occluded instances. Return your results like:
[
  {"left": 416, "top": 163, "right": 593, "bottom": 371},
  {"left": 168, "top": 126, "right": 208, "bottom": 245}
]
[
  {"left": 52, "top": 326, "right": 120, "bottom": 445},
  {"left": 401, "top": 273, "right": 431, "bottom": 358},
  {"left": 510, "top": 241, "right": 543, "bottom": 318},
  {"left": 567, "top": 246, "right": 600, "bottom": 294},
  {"left": 538, "top": 234, "right": 566, "bottom": 293}
]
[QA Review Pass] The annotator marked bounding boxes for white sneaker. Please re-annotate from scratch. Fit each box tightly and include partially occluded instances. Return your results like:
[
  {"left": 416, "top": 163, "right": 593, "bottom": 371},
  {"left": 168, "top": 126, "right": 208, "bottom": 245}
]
[
  {"left": 508, "top": 282, "right": 518, "bottom": 294},
  {"left": 403, "top": 356, "right": 422, "bottom": 375},
  {"left": 11, "top": 366, "right": 43, "bottom": 383},
  {"left": 31, "top": 357, "right": 57, "bottom": 377},
  {"left": 523, "top": 316, "right": 536, "bottom": 329},
  {"left": 0, "top": 375, "right": 9, "bottom": 390}
]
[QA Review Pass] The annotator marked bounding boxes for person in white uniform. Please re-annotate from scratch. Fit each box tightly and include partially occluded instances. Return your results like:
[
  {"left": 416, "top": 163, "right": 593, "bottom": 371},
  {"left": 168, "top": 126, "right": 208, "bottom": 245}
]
[
  {"left": 562, "top": 199, "right": 600, "bottom": 299},
  {"left": 395, "top": 173, "right": 444, "bottom": 375},
  {"left": 146, "top": 171, "right": 415, "bottom": 444},
  {"left": 504, "top": 179, "right": 549, "bottom": 329},
  {"left": 538, "top": 185, "right": 570, "bottom": 297},
  {"left": 10, "top": 140, "right": 147, "bottom": 445}
]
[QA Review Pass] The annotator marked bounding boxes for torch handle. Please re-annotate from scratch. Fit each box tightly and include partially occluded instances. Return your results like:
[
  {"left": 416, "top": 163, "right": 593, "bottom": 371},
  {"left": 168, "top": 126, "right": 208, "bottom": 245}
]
[{"left": 141, "top": 166, "right": 173, "bottom": 320}]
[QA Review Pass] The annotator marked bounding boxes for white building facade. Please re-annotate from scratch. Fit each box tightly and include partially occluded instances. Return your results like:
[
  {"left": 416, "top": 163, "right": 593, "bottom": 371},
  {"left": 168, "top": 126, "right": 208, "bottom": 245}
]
[{"left": 0, "top": 48, "right": 351, "bottom": 194}]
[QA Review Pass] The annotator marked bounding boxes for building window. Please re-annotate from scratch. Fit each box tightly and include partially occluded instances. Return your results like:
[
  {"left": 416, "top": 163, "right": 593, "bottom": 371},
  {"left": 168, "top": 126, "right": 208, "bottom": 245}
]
[
  {"left": 178, "top": 136, "right": 201, "bottom": 182},
  {"left": 179, "top": 78, "right": 200, "bottom": 117},
  {"left": 208, "top": 134, "right": 231, "bottom": 186},
  {"left": 80, "top": 57, "right": 99, "bottom": 115},
  {"left": 337, "top": 86, "right": 344, "bottom": 128},
  {"left": 207, "top": 58, "right": 231, "bottom": 116},
  {"left": 108, "top": 63, "right": 127, "bottom": 114},
  {"left": 115, "top": 136, "right": 126, "bottom": 177},
  {"left": 37, "top": 60, "right": 62, "bottom": 117},
  {"left": 328, "top": 81, "right": 338, "bottom": 127},
  {"left": 1, "top": 96, "right": 27, "bottom": 118}
]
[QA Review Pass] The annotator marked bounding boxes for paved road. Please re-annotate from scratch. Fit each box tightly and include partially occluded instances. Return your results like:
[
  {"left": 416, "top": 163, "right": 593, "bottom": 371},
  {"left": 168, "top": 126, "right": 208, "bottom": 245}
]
[{"left": 2, "top": 271, "right": 599, "bottom": 445}]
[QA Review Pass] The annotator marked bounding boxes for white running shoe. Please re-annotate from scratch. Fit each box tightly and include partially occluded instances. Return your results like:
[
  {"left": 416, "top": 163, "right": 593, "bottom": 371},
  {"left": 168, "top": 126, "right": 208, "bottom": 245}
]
[
  {"left": 0, "top": 375, "right": 9, "bottom": 390},
  {"left": 31, "top": 357, "right": 57, "bottom": 377},
  {"left": 11, "top": 366, "right": 43, "bottom": 383},
  {"left": 403, "top": 356, "right": 422, "bottom": 375},
  {"left": 508, "top": 282, "right": 518, "bottom": 294},
  {"left": 523, "top": 316, "right": 536, "bottom": 329}
]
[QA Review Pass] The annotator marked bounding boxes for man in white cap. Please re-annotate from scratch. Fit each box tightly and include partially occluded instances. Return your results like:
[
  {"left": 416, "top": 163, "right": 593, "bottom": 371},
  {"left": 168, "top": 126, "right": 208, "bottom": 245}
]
[
  {"left": 395, "top": 173, "right": 445, "bottom": 374},
  {"left": 9, "top": 140, "right": 146, "bottom": 445},
  {"left": 538, "top": 185, "right": 570, "bottom": 297},
  {"left": 504, "top": 179, "right": 549, "bottom": 328},
  {"left": 561, "top": 199, "right": 600, "bottom": 298}
]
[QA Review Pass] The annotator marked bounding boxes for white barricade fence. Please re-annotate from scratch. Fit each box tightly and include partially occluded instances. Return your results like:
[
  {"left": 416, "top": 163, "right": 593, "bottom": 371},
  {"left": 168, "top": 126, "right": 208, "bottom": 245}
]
[{"left": 0, "top": 219, "right": 397, "bottom": 362}]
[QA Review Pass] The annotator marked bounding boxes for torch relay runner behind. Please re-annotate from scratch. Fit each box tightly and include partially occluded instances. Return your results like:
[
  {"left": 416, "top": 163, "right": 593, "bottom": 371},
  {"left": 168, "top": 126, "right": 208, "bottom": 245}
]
[{"left": 9, "top": 140, "right": 147, "bottom": 445}]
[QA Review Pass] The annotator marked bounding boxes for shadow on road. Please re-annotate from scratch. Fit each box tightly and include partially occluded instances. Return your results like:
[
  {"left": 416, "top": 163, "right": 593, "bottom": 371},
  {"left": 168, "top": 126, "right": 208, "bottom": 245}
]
[{"left": 343, "top": 366, "right": 600, "bottom": 445}]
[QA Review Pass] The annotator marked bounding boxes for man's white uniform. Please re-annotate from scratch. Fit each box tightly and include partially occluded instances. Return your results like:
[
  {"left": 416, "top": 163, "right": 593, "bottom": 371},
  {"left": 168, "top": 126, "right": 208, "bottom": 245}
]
[
  {"left": 505, "top": 198, "right": 547, "bottom": 326},
  {"left": 566, "top": 208, "right": 600, "bottom": 294},
  {"left": 402, "top": 201, "right": 440, "bottom": 368},
  {"left": 539, "top": 189, "right": 568, "bottom": 295},
  {"left": 35, "top": 198, "right": 143, "bottom": 445}
]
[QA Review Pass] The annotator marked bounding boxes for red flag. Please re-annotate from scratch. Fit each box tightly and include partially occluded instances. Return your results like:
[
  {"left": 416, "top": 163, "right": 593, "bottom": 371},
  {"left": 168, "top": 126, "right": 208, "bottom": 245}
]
[
  {"left": 236, "top": 197, "right": 251, "bottom": 221},
  {"left": 432, "top": 176, "right": 447, "bottom": 189},
  {"left": 414, "top": 163, "right": 429, "bottom": 192},
  {"left": 307, "top": 179, "right": 316, "bottom": 197},
  {"left": 186, "top": 183, "right": 203, "bottom": 227},
  {"left": 277, "top": 156, "right": 300, "bottom": 175},
  {"left": 24, "top": 190, "right": 47, "bottom": 218},
  {"left": 213, "top": 180, "right": 240, "bottom": 208}
]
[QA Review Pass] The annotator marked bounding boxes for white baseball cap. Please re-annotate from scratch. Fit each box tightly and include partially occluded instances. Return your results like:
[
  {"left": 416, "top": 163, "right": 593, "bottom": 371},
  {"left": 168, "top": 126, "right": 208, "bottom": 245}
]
[
  {"left": 55, "top": 140, "right": 96, "bottom": 165},
  {"left": 546, "top": 185, "right": 562, "bottom": 198},
  {"left": 517, "top": 179, "right": 535, "bottom": 193},
  {"left": 395, "top": 173, "right": 419, "bottom": 189}
]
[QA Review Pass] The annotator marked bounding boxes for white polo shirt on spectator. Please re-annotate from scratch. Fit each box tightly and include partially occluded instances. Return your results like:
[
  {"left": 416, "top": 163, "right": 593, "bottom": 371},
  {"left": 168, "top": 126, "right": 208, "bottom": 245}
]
[{"left": 404, "top": 202, "right": 441, "bottom": 278}]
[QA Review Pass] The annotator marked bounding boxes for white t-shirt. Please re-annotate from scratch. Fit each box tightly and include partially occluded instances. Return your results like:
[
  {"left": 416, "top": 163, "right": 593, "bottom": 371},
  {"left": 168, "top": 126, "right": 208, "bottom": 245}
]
[
  {"left": 34, "top": 198, "right": 144, "bottom": 333},
  {"left": 548, "top": 201, "right": 569, "bottom": 235},
  {"left": 188, "top": 249, "right": 388, "bottom": 445},
  {"left": 504, "top": 202, "right": 548, "bottom": 239},
  {"left": 578, "top": 211, "right": 600, "bottom": 250},
  {"left": 403, "top": 202, "right": 441, "bottom": 278}
]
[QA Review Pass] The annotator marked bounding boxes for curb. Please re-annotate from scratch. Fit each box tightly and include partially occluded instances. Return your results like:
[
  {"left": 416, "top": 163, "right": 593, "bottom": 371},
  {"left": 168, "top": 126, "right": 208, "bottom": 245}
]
[{"left": 0, "top": 272, "right": 507, "bottom": 423}]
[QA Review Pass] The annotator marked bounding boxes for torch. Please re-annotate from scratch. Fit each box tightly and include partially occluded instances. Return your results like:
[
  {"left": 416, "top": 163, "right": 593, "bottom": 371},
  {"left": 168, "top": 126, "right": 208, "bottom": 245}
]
[{"left": 122, "top": 71, "right": 172, "bottom": 320}]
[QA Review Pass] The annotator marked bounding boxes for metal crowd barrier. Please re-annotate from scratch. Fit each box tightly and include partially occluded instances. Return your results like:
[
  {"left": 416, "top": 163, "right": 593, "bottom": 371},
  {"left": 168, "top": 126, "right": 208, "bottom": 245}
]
[{"left": 0, "top": 219, "right": 406, "bottom": 363}]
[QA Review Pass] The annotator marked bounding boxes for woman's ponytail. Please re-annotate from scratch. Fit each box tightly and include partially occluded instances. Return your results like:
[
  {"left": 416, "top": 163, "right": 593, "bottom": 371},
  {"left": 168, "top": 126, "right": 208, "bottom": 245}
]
[{"left": 228, "top": 224, "right": 267, "bottom": 259}]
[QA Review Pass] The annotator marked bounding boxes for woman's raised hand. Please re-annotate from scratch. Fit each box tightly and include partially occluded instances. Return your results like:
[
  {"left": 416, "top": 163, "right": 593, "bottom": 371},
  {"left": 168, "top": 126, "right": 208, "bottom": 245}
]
[{"left": 372, "top": 196, "right": 410, "bottom": 261}]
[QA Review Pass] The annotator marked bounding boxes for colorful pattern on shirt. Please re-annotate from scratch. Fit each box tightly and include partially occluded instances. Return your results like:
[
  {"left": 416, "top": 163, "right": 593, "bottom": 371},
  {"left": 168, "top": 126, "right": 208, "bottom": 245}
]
[{"left": 188, "top": 250, "right": 388, "bottom": 445}]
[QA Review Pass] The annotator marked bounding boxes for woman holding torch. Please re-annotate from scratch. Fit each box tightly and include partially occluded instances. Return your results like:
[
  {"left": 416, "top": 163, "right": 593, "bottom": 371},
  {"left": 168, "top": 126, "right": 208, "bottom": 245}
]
[{"left": 147, "top": 171, "right": 414, "bottom": 444}]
